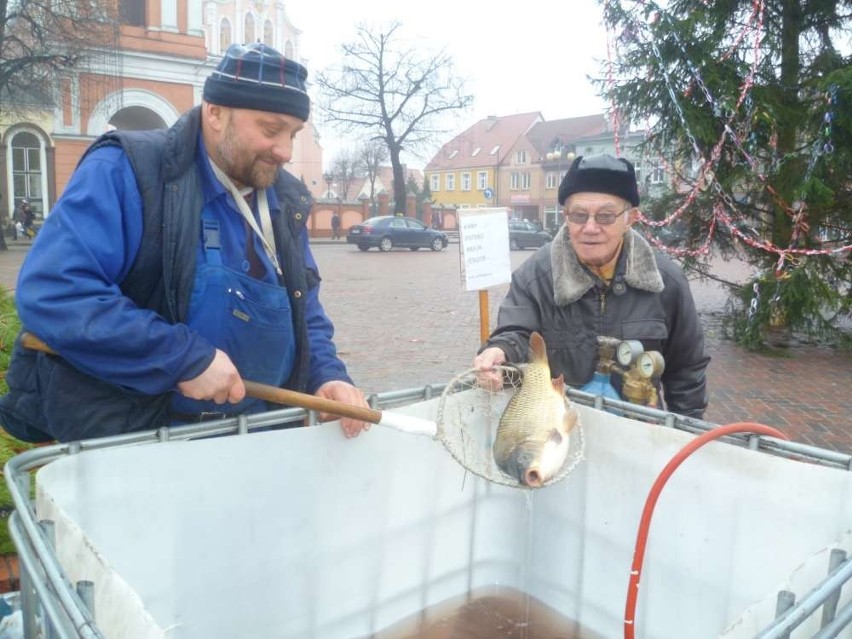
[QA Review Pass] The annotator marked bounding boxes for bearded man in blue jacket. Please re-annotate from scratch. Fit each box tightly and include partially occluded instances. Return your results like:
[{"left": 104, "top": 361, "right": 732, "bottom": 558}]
[{"left": 0, "top": 43, "right": 370, "bottom": 442}]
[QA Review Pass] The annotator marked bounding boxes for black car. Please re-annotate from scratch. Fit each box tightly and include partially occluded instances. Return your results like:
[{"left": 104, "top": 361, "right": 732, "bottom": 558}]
[
  {"left": 347, "top": 215, "right": 449, "bottom": 252},
  {"left": 508, "top": 219, "right": 552, "bottom": 250}
]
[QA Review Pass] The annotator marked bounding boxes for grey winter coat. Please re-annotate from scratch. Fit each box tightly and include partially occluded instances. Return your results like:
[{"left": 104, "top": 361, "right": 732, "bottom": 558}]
[{"left": 483, "top": 226, "right": 710, "bottom": 418}]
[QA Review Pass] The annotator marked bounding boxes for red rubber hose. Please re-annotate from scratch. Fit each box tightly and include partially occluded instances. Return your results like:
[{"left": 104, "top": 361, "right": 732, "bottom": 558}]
[{"left": 623, "top": 422, "right": 790, "bottom": 639}]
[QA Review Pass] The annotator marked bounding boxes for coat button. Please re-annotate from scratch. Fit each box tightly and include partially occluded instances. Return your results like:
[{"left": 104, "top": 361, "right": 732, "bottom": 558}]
[
  {"left": 295, "top": 213, "right": 302, "bottom": 220},
  {"left": 294, "top": 290, "right": 302, "bottom": 298},
  {"left": 300, "top": 196, "right": 307, "bottom": 202}
]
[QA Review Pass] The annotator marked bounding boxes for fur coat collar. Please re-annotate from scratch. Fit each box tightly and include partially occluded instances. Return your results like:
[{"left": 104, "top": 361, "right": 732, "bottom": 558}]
[{"left": 550, "top": 226, "right": 664, "bottom": 305}]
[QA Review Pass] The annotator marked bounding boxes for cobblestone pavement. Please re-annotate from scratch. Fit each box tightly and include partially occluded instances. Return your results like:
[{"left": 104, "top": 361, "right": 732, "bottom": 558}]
[{"left": 1, "top": 238, "right": 849, "bottom": 453}]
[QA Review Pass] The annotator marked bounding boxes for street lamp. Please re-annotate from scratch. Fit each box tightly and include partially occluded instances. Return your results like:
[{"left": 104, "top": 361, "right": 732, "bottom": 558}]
[
  {"left": 323, "top": 172, "right": 333, "bottom": 199},
  {"left": 545, "top": 144, "right": 576, "bottom": 232}
]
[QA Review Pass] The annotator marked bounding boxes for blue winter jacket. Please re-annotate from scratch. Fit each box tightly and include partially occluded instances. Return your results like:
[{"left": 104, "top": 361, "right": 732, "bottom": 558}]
[{"left": 0, "top": 106, "right": 352, "bottom": 442}]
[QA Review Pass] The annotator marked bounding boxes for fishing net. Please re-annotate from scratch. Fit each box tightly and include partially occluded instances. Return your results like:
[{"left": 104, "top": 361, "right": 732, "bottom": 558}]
[{"left": 435, "top": 365, "right": 585, "bottom": 489}]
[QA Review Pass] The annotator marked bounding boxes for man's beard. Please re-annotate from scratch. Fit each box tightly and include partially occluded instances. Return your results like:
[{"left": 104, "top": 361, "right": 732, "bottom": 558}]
[{"left": 216, "top": 123, "right": 279, "bottom": 189}]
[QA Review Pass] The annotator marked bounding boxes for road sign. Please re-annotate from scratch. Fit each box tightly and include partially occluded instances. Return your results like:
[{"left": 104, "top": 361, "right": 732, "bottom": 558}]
[{"left": 483, "top": 187, "right": 494, "bottom": 200}]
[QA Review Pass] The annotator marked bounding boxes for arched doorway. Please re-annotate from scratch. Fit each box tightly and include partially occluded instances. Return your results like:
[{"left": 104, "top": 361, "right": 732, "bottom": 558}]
[
  {"left": 87, "top": 89, "right": 180, "bottom": 136},
  {"left": 109, "top": 106, "right": 167, "bottom": 131}
]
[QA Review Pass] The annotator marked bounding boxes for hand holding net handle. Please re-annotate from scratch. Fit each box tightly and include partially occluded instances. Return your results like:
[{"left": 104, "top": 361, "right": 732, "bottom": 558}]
[
  {"left": 20, "top": 332, "right": 438, "bottom": 437},
  {"left": 245, "top": 381, "right": 438, "bottom": 436}
]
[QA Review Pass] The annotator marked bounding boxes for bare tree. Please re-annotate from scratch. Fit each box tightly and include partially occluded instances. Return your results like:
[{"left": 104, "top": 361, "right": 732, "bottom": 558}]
[
  {"left": 330, "top": 148, "right": 359, "bottom": 201},
  {"left": 315, "top": 22, "right": 473, "bottom": 214},
  {"left": 0, "top": 0, "right": 120, "bottom": 116},
  {"left": 357, "top": 140, "right": 387, "bottom": 215}
]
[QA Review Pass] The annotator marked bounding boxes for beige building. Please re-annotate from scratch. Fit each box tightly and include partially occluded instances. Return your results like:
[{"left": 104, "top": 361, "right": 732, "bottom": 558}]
[
  {"left": 425, "top": 112, "right": 649, "bottom": 232},
  {"left": 0, "top": 0, "right": 324, "bottom": 223}
]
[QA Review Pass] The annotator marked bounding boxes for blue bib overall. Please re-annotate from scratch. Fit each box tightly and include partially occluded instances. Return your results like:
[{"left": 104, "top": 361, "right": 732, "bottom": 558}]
[{"left": 170, "top": 214, "right": 296, "bottom": 417}]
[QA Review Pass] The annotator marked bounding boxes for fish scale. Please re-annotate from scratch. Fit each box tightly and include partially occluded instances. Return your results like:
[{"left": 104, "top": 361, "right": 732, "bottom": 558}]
[{"left": 498, "top": 364, "right": 567, "bottom": 437}]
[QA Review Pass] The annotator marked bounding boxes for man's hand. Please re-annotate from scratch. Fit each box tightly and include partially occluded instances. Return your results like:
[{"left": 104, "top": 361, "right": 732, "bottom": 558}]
[
  {"left": 177, "top": 349, "right": 246, "bottom": 404},
  {"left": 315, "top": 380, "right": 370, "bottom": 438},
  {"left": 473, "top": 346, "right": 508, "bottom": 391}
]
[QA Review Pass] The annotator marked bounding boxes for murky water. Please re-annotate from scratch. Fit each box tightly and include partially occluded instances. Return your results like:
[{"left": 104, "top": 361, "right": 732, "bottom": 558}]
[{"left": 370, "top": 586, "right": 605, "bottom": 639}]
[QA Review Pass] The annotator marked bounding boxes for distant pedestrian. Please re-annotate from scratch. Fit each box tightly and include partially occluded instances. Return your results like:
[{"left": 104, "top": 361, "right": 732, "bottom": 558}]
[
  {"left": 331, "top": 212, "right": 341, "bottom": 240},
  {"left": 17, "top": 199, "right": 35, "bottom": 238}
]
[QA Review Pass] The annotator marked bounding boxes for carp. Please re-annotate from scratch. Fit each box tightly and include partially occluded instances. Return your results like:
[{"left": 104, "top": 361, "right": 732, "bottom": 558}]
[{"left": 493, "top": 331, "right": 578, "bottom": 488}]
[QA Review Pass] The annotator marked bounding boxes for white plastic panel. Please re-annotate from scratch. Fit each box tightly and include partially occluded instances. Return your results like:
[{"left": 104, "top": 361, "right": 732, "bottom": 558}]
[{"left": 35, "top": 401, "right": 852, "bottom": 638}]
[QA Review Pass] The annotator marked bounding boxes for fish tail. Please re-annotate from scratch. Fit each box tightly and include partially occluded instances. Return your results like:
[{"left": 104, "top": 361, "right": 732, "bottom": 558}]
[{"left": 529, "top": 331, "right": 547, "bottom": 365}]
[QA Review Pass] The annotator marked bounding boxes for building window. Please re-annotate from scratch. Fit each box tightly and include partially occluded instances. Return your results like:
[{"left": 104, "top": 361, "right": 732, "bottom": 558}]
[
  {"left": 263, "top": 20, "right": 274, "bottom": 45},
  {"left": 120, "top": 0, "right": 145, "bottom": 26},
  {"left": 472, "top": 147, "right": 481, "bottom": 156},
  {"left": 546, "top": 172, "right": 560, "bottom": 189},
  {"left": 490, "top": 145, "right": 500, "bottom": 155},
  {"left": 445, "top": 174, "right": 455, "bottom": 191},
  {"left": 10, "top": 130, "right": 45, "bottom": 217},
  {"left": 461, "top": 172, "right": 471, "bottom": 191},
  {"left": 477, "top": 171, "right": 488, "bottom": 190},
  {"left": 544, "top": 206, "right": 560, "bottom": 232},
  {"left": 510, "top": 172, "right": 519, "bottom": 190},
  {"left": 430, "top": 174, "right": 440, "bottom": 192},
  {"left": 689, "top": 155, "right": 702, "bottom": 179},
  {"left": 515, "top": 150, "right": 527, "bottom": 164},
  {"left": 244, "top": 13, "right": 256, "bottom": 43},
  {"left": 521, "top": 172, "right": 531, "bottom": 190},
  {"left": 220, "top": 18, "right": 232, "bottom": 51},
  {"left": 650, "top": 162, "right": 665, "bottom": 184}
]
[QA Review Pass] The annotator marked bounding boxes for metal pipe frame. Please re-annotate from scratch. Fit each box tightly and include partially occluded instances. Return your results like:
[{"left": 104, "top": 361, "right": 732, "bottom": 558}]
[
  {"left": 4, "top": 384, "right": 851, "bottom": 638},
  {"left": 756, "top": 555, "right": 852, "bottom": 638}
]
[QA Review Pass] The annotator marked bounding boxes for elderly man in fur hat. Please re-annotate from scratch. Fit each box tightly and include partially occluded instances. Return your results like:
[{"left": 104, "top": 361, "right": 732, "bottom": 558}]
[
  {"left": 2, "top": 43, "right": 370, "bottom": 442},
  {"left": 473, "top": 154, "right": 709, "bottom": 418}
]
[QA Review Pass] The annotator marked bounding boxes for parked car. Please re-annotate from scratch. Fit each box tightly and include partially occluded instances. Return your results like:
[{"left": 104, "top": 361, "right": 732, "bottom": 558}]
[
  {"left": 347, "top": 215, "right": 449, "bottom": 252},
  {"left": 508, "top": 219, "right": 552, "bottom": 250}
]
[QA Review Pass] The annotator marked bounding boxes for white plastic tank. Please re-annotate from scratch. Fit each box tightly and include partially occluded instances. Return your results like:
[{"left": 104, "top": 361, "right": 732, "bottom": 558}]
[{"left": 29, "top": 398, "right": 852, "bottom": 638}]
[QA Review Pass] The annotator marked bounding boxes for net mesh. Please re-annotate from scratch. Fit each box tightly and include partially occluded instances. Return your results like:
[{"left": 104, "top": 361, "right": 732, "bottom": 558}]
[{"left": 436, "top": 366, "right": 585, "bottom": 488}]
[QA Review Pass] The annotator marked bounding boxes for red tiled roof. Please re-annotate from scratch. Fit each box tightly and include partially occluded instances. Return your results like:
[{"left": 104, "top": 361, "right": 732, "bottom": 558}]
[{"left": 425, "top": 112, "right": 544, "bottom": 171}]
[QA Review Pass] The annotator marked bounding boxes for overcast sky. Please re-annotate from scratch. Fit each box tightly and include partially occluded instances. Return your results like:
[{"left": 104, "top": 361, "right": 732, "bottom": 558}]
[{"left": 286, "top": 1, "right": 612, "bottom": 167}]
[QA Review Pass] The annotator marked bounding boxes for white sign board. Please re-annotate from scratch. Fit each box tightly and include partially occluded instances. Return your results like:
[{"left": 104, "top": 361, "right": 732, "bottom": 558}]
[{"left": 458, "top": 207, "right": 511, "bottom": 291}]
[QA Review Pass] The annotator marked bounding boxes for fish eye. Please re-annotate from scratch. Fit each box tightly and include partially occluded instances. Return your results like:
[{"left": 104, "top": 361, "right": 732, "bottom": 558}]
[{"left": 547, "top": 429, "right": 564, "bottom": 446}]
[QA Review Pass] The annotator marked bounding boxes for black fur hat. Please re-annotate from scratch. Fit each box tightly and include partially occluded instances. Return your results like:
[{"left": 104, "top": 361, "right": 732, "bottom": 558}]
[{"left": 558, "top": 154, "right": 640, "bottom": 207}]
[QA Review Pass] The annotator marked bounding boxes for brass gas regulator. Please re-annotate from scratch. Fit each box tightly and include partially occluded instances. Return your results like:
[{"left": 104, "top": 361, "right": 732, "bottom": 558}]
[{"left": 596, "top": 337, "right": 666, "bottom": 407}]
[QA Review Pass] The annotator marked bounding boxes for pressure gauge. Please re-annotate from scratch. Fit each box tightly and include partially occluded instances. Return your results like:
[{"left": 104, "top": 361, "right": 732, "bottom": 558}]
[
  {"left": 616, "top": 340, "right": 644, "bottom": 367},
  {"left": 637, "top": 351, "right": 665, "bottom": 379}
]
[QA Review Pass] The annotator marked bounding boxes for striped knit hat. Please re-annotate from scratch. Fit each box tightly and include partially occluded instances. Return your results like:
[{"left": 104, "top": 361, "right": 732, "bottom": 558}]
[{"left": 203, "top": 43, "right": 310, "bottom": 121}]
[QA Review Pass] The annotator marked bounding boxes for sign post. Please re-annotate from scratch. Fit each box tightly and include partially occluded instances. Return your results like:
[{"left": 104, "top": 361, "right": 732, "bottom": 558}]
[{"left": 458, "top": 208, "right": 511, "bottom": 344}]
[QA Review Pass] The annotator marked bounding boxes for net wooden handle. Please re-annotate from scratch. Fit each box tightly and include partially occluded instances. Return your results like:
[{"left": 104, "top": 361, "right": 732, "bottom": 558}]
[{"left": 20, "top": 332, "right": 384, "bottom": 424}]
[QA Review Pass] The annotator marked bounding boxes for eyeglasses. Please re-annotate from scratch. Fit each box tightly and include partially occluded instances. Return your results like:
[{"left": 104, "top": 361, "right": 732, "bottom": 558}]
[{"left": 565, "top": 206, "right": 632, "bottom": 226}]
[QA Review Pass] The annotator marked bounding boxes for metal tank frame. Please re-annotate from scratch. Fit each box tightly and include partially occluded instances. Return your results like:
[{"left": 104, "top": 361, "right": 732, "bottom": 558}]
[{"left": 4, "top": 384, "right": 852, "bottom": 639}]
